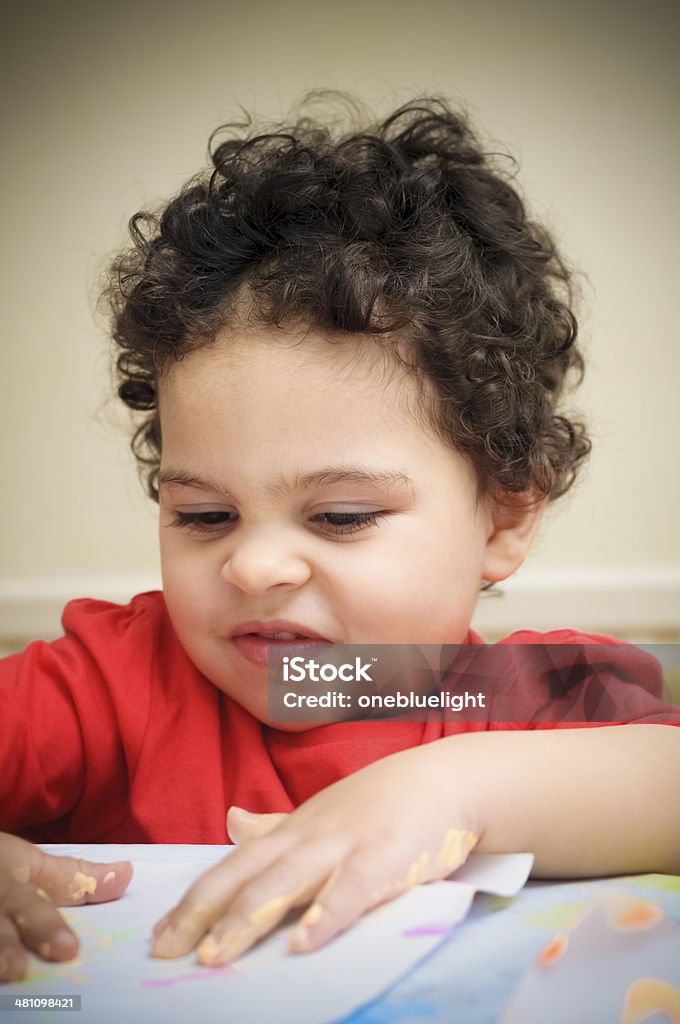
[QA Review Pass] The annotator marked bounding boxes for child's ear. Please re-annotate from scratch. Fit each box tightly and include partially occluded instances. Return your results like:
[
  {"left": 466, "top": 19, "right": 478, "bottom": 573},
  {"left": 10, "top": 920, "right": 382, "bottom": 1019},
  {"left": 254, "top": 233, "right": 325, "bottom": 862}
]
[{"left": 480, "top": 491, "right": 545, "bottom": 583}]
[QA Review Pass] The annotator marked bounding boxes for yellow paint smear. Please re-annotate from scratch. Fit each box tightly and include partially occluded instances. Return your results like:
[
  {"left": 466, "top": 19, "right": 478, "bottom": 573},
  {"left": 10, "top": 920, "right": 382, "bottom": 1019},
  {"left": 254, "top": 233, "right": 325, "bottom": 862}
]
[
  {"left": 39, "top": 942, "right": 51, "bottom": 958},
  {"left": 248, "top": 895, "right": 294, "bottom": 930},
  {"left": 405, "top": 852, "right": 431, "bottom": 888},
  {"left": 300, "top": 902, "right": 323, "bottom": 927},
  {"left": 289, "top": 902, "right": 324, "bottom": 950},
  {"left": 16, "top": 914, "right": 26, "bottom": 927},
  {"left": 248, "top": 882, "right": 315, "bottom": 929},
  {"left": 35, "top": 888, "right": 50, "bottom": 901},
  {"left": 619, "top": 977, "right": 680, "bottom": 1024},
  {"left": 102, "top": 871, "right": 116, "bottom": 884},
  {"left": 435, "top": 828, "right": 478, "bottom": 871},
  {"left": 12, "top": 864, "right": 30, "bottom": 884},
  {"left": 196, "top": 926, "right": 257, "bottom": 965},
  {"left": 195, "top": 933, "right": 223, "bottom": 964},
  {"left": 69, "top": 872, "right": 97, "bottom": 900}
]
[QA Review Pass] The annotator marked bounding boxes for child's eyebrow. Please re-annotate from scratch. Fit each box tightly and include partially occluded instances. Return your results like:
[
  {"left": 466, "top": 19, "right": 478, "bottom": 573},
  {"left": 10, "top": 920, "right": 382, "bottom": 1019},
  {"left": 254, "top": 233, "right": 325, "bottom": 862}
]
[{"left": 158, "top": 466, "right": 414, "bottom": 499}]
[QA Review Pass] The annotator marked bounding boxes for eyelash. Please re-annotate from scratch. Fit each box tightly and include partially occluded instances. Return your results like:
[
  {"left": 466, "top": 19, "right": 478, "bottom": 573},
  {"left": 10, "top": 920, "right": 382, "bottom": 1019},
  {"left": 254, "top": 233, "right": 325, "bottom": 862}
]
[{"left": 168, "top": 510, "right": 383, "bottom": 537}]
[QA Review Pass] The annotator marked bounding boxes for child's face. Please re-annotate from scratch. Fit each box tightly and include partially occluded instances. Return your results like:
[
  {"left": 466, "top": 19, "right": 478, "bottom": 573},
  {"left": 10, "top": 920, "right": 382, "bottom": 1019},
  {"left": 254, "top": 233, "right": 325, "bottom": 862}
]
[{"left": 157, "top": 325, "right": 537, "bottom": 726}]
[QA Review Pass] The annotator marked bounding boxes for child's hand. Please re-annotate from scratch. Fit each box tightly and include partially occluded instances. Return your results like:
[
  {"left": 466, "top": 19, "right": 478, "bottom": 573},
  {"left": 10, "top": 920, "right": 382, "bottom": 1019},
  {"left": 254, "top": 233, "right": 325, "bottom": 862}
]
[
  {"left": 151, "top": 743, "right": 479, "bottom": 964},
  {"left": 0, "top": 833, "right": 133, "bottom": 982}
]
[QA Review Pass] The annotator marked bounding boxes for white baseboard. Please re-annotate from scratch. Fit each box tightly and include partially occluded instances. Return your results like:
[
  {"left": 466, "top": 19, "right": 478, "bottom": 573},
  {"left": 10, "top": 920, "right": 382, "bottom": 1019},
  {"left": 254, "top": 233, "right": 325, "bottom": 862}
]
[
  {"left": 473, "top": 566, "right": 680, "bottom": 641},
  {"left": 1, "top": 568, "right": 679, "bottom": 652}
]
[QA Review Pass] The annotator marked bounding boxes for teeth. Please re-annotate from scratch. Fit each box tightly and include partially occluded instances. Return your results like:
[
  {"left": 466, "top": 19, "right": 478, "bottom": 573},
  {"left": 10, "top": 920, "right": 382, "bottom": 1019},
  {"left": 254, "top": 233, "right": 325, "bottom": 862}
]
[{"left": 256, "top": 632, "right": 305, "bottom": 640}]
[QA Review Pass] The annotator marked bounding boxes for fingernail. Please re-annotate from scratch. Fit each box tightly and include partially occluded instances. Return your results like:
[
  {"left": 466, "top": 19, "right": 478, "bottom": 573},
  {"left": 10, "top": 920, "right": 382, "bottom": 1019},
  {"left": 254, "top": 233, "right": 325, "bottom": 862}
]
[
  {"left": 289, "top": 925, "right": 312, "bottom": 952},
  {"left": 151, "top": 927, "right": 179, "bottom": 957},
  {"left": 51, "top": 929, "right": 78, "bottom": 957},
  {"left": 0, "top": 950, "right": 24, "bottom": 982},
  {"left": 152, "top": 914, "right": 171, "bottom": 937}
]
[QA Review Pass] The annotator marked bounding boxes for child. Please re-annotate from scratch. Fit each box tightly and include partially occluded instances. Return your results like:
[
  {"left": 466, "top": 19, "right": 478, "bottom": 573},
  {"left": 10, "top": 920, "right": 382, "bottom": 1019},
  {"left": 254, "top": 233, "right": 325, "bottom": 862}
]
[{"left": 1, "top": 92, "right": 678, "bottom": 982}]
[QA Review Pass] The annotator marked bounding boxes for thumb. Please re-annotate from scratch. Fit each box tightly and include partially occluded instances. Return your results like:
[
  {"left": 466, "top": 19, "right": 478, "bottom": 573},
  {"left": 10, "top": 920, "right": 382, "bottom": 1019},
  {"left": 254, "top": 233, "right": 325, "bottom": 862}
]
[{"left": 226, "top": 806, "right": 289, "bottom": 844}]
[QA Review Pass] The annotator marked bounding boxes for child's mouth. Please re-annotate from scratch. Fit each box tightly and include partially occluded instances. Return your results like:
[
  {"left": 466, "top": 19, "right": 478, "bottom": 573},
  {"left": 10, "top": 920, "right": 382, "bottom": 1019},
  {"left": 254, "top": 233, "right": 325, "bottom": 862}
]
[{"left": 231, "top": 631, "right": 331, "bottom": 668}]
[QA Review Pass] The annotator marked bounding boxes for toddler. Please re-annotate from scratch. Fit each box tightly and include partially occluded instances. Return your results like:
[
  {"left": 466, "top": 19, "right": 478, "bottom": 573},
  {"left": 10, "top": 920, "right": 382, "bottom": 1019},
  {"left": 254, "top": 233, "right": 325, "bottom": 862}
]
[{"left": 1, "top": 92, "right": 678, "bottom": 981}]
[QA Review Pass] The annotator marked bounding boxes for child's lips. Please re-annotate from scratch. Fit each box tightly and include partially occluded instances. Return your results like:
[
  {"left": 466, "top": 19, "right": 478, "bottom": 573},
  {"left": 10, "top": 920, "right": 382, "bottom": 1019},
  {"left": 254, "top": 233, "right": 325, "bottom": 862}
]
[{"left": 231, "top": 633, "right": 331, "bottom": 668}]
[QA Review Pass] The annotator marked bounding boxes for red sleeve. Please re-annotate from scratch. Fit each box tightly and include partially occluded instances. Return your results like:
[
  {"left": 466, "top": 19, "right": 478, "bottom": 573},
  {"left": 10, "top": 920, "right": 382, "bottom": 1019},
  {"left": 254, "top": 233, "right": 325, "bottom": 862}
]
[
  {"left": 0, "top": 593, "right": 157, "bottom": 839},
  {"left": 481, "top": 628, "right": 680, "bottom": 730}
]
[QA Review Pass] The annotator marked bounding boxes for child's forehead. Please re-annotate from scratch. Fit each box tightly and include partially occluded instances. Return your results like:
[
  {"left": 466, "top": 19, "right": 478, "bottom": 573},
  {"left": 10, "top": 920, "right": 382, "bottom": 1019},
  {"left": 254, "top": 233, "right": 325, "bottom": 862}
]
[
  {"left": 155, "top": 322, "right": 468, "bottom": 470},
  {"left": 158, "top": 321, "right": 425, "bottom": 400}
]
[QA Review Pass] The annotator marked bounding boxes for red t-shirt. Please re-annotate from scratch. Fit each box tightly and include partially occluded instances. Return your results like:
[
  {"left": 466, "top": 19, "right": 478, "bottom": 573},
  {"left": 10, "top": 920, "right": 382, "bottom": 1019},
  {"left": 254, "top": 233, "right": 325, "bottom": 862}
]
[{"left": 1, "top": 591, "right": 676, "bottom": 844}]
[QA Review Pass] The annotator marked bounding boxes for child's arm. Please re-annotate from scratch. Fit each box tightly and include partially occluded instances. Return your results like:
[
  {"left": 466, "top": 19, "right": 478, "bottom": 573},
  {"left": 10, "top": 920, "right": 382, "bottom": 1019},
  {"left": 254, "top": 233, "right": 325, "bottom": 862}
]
[
  {"left": 151, "top": 723, "right": 680, "bottom": 965},
  {"left": 0, "top": 834, "right": 132, "bottom": 982},
  {"left": 440, "top": 723, "right": 680, "bottom": 876}
]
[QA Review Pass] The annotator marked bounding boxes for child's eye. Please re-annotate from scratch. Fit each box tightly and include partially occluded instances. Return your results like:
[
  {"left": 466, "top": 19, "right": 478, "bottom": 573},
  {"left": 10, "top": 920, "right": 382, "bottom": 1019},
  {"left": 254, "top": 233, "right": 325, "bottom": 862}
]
[
  {"left": 168, "top": 510, "right": 386, "bottom": 538},
  {"left": 169, "top": 511, "right": 235, "bottom": 534},
  {"left": 311, "top": 511, "right": 384, "bottom": 536}
]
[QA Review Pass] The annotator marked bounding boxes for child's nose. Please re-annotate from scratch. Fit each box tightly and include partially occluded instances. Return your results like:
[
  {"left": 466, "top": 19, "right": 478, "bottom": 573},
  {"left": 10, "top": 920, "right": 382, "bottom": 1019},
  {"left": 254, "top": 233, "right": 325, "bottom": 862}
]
[{"left": 220, "top": 532, "right": 312, "bottom": 594}]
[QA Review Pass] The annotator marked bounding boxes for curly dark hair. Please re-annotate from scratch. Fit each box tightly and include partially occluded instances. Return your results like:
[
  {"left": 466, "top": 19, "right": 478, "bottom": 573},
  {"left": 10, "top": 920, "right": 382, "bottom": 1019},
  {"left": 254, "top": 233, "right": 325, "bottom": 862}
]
[{"left": 104, "top": 90, "right": 591, "bottom": 511}]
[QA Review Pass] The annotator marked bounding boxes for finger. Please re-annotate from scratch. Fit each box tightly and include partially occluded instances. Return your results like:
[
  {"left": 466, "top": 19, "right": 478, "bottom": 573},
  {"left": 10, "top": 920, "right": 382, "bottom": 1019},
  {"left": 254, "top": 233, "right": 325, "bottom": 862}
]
[
  {"left": 0, "top": 886, "right": 79, "bottom": 983},
  {"left": 151, "top": 828, "right": 294, "bottom": 959},
  {"left": 227, "top": 807, "right": 289, "bottom": 845},
  {"left": 287, "top": 847, "right": 379, "bottom": 953},
  {"left": 0, "top": 913, "right": 27, "bottom": 983},
  {"left": 29, "top": 853, "right": 133, "bottom": 907},
  {"left": 0, "top": 834, "right": 131, "bottom": 907},
  {"left": 194, "top": 849, "right": 330, "bottom": 965}
]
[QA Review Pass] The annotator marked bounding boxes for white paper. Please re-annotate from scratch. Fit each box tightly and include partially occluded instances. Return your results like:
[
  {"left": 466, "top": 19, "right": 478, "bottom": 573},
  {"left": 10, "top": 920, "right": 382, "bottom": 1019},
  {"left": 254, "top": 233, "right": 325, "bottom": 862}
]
[
  {"left": 3, "top": 845, "right": 533, "bottom": 1024},
  {"left": 500, "top": 886, "right": 680, "bottom": 1024}
]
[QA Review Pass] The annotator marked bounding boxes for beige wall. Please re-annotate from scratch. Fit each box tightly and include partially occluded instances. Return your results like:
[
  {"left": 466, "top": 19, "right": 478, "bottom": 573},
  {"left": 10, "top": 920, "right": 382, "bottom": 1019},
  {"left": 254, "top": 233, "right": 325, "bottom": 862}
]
[{"left": 1, "top": 0, "right": 678, "bottom": 640}]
